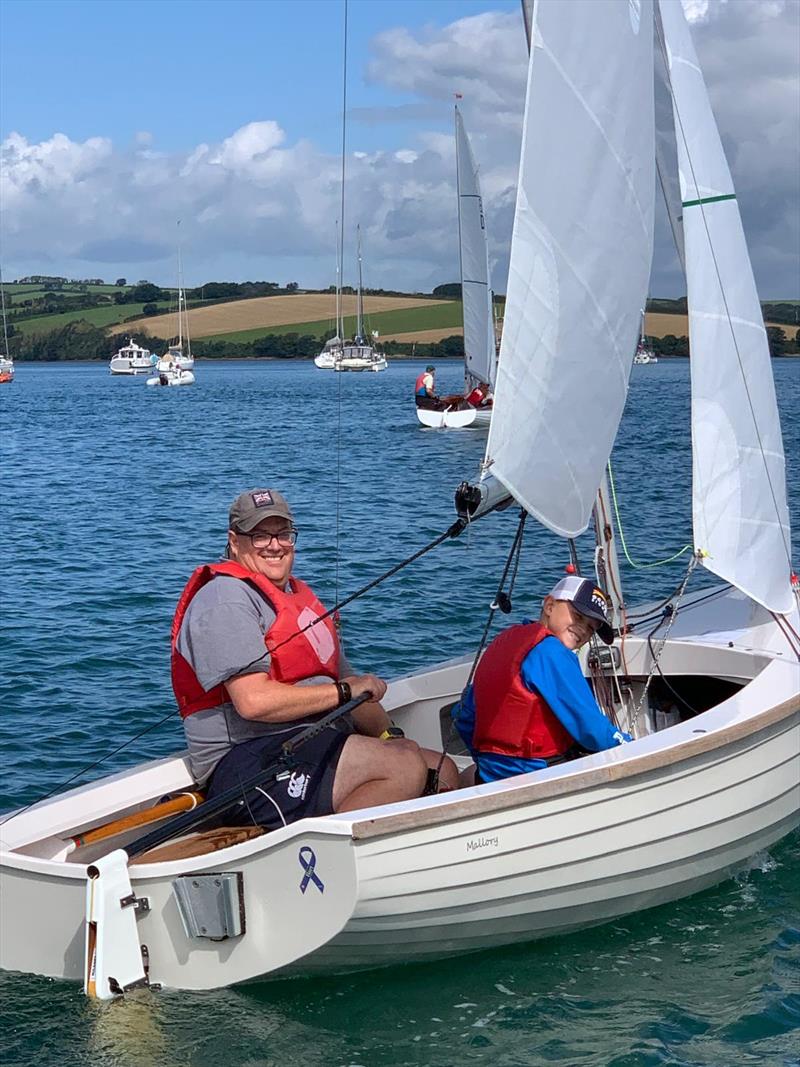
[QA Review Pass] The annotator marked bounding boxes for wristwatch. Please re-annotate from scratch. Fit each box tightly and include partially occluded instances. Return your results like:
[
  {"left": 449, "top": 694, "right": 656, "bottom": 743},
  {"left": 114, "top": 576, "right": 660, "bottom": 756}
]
[{"left": 379, "top": 726, "right": 405, "bottom": 741}]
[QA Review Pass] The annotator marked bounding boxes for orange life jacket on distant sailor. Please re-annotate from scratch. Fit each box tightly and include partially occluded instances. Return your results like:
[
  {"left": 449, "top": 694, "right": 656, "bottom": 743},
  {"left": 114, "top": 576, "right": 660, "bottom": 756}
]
[
  {"left": 472, "top": 622, "right": 574, "bottom": 760},
  {"left": 171, "top": 560, "right": 340, "bottom": 719},
  {"left": 415, "top": 371, "right": 433, "bottom": 395}
]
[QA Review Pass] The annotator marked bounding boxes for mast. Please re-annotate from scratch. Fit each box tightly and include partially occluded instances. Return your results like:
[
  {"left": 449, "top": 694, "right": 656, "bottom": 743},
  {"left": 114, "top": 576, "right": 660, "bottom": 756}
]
[
  {"left": 356, "top": 224, "right": 364, "bottom": 343},
  {"left": 335, "top": 218, "right": 342, "bottom": 341},
  {"left": 455, "top": 105, "right": 467, "bottom": 391},
  {"left": 176, "top": 221, "right": 183, "bottom": 350},
  {"left": 0, "top": 264, "right": 10, "bottom": 362}
]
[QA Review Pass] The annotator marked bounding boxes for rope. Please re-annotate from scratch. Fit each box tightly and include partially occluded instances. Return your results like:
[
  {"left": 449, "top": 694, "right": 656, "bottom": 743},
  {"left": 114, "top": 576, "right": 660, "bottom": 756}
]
[
  {"left": 334, "top": 0, "right": 349, "bottom": 610},
  {"left": 630, "top": 554, "right": 698, "bottom": 734},
  {"left": 608, "top": 460, "right": 692, "bottom": 570},
  {"left": 434, "top": 510, "right": 528, "bottom": 782}
]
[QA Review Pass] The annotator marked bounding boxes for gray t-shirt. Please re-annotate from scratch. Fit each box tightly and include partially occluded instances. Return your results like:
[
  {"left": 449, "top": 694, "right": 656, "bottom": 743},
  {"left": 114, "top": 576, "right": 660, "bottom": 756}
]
[{"left": 178, "top": 575, "right": 353, "bottom": 783}]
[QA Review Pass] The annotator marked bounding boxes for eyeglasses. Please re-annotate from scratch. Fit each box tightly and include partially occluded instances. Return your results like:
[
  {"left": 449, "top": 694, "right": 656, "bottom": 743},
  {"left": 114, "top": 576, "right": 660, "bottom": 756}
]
[{"left": 237, "top": 528, "right": 298, "bottom": 549}]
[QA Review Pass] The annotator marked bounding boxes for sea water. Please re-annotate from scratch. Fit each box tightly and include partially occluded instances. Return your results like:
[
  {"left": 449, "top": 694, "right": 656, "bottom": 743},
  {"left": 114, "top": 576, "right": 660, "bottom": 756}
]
[{"left": 1, "top": 358, "right": 798, "bottom": 1067}]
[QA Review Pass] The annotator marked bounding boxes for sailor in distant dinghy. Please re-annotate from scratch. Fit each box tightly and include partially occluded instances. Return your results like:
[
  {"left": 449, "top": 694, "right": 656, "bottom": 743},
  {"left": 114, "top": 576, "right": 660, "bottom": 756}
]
[{"left": 453, "top": 577, "right": 630, "bottom": 784}]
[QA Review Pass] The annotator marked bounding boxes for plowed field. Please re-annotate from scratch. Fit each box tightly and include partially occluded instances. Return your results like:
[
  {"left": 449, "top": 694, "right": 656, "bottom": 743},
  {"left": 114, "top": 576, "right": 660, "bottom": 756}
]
[{"left": 111, "top": 294, "right": 448, "bottom": 339}]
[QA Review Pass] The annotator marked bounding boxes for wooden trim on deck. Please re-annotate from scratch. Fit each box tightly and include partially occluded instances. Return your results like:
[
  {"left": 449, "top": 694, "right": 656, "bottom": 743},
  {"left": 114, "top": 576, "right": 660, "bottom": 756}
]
[{"left": 351, "top": 695, "right": 800, "bottom": 840}]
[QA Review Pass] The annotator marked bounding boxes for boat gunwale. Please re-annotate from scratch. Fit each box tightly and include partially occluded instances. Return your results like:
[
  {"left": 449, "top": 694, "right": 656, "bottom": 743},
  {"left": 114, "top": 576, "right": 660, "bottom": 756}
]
[{"left": 350, "top": 691, "right": 800, "bottom": 839}]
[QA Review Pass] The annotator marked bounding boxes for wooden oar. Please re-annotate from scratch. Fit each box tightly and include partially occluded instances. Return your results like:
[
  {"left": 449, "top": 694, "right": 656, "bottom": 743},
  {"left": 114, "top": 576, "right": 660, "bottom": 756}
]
[{"left": 67, "top": 792, "right": 203, "bottom": 855}]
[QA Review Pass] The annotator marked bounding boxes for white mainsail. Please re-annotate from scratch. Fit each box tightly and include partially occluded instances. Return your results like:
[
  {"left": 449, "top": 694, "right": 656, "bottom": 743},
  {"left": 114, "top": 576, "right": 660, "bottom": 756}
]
[
  {"left": 658, "top": 0, "right": 793, "bottom": 614},
  {"left": 455, "top": 106, "right": 495, "bottom": 389},
  {"left": 485, "top": 0, "right": 655, "bottom": 537}
]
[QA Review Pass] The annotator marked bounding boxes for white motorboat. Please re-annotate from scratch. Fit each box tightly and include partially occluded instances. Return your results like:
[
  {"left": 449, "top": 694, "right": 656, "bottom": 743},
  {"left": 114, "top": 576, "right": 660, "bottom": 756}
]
[
  {"left": 109, "top": 340, "right": 154, "bottom": 375},
  {"left": 1, "top": 0, "right": 797, "bottom": 1001},
  {"left": 416, "top": 106, "right": 495, "bottom": 428},
  {"left": 145, "top": 368, "right": 195, "bottom": 387}
]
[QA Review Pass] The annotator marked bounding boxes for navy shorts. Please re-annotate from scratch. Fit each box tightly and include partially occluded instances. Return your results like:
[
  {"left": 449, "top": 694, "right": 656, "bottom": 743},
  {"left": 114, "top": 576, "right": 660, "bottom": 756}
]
[{"left": 205, "top": 725, "right": 350, "bottom": 831}]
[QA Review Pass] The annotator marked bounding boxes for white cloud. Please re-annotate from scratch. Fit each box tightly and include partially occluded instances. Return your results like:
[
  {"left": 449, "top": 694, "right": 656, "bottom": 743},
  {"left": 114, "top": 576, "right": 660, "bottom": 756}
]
[{"left": 1, "top": 2, "right": 796, "bottom": 298}]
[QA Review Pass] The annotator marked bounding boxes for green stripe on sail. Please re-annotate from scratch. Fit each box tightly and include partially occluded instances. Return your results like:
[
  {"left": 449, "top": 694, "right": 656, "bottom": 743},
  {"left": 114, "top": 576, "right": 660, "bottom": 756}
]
[{"left": 681, "top": 193, "right": 737, "bottom": 208}]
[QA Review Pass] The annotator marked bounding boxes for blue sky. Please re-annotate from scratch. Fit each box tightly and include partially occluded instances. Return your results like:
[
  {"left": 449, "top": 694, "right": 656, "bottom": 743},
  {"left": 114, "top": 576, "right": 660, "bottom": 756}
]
[
  {"left": 1, "top": 0, "right": 518, "bottom": 153},
  {"left": 1, "top": 0, "right": 798, "bottom": 297}
]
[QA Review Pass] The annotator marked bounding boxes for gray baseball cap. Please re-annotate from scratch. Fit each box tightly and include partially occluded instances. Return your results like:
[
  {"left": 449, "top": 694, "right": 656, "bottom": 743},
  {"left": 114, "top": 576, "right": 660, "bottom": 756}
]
[{"left": 229, "top": 488, "right": 294, "bottom": 532}]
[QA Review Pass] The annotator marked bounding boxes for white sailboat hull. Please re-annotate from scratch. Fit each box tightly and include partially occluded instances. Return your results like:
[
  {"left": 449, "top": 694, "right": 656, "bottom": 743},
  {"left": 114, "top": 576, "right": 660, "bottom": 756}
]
[
  {"left": 314, "top": 352, "right": 337, "bottom": 369},
  {"left": 156, "top": 356, "right": 194, "bottom": 372},
  {"left": 2, "top": 589, "right": 797, "bottom": 992},
  {"left": 416, "top": 405, "right": 492, "bottom": 429}
]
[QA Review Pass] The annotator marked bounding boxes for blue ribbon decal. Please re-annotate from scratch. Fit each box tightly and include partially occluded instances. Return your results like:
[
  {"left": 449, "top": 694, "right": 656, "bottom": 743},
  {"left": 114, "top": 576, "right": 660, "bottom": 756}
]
[{"left": 298, "top": 846, "right": 325, "bottom": 894}]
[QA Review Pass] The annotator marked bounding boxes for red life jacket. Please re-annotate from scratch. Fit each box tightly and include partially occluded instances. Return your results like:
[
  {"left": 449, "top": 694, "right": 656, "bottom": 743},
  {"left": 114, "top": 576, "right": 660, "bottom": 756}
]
[
  {"left": 171, "top": 560, "right": 340, "bottom": 719},
  {"left": 415, "top": 371, "right": 432, "bottom": 394},
  {"left": 472, "top": 622, "right": 575, "bottom": 759}
]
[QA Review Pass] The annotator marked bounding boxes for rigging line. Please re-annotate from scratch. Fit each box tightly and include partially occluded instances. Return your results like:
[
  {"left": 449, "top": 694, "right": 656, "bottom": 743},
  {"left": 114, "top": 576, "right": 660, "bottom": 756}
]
[
  {"left": 769, "top": 610, "right": 800, "bottom": 660},
  {"left": 267, "top": 517, "right": 468, "bottom": 658},
  {"left": 0, "top": 707, "right": 178, "bottom": 827},
  {"left": 625, "top": 581, "right": 730, "bottom": 622},
  {"left": 594, "top": 482, "right": 630, "bottom": 675},
  {"left": 4, "top": 518, "right": 471, "bottom": 819},
  {"left": 630, "top": 555, "right": 698, "bottom": 734},
  {"left": 607, "top": 459, "right": 692, "bottom": 569},
  {"left": 653, "top": 16, "right": 793, "bottom": 574},
  {"left": 334, "top": 0, "right": 349, "bottom": 609},
  {"left": 434, "top": 510, "right": 528, "bottom": 781},
  {"left": 645, "top": 632, "right": 701, "bottom": 716}
]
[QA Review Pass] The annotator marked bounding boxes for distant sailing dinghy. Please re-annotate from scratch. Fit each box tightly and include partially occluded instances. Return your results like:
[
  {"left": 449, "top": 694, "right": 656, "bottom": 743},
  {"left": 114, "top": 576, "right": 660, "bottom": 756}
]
[
  {"left": 0, "top": 1, "right": 797, "bottom": 1000},
  {"left": 417, "top": 106, "right": 495, "bottom": 429}
]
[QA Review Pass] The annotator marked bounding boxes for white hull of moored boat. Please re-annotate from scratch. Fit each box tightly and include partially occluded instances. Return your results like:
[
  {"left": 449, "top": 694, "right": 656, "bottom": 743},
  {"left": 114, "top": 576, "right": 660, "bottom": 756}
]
[
  {"left": 1, "top": 588, "right": 797, "bottom": 992},
  {"left": 314, "top": 352, "right": 337, "bottom": 369},
  {"left": 334, "top": 356, "right": 388, "bottom": 372},
  {"left": 416, "top": 405, "right": 491, "bottom": 429}
]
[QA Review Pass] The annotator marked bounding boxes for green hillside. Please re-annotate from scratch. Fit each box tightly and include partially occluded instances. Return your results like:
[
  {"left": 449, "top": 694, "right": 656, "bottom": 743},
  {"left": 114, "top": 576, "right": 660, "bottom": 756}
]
[{"left": 202, "top": 300, "right": 463, "bottom": 345}]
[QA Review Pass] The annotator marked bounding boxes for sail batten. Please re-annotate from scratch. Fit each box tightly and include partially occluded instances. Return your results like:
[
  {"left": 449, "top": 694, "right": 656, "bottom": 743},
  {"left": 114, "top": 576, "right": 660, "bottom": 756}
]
[
  {"left": 659, "top": 0, "right": 793, "bottom": 614},
  {"left": 485, "top": 0, "right": 655, "bottom": 538}
]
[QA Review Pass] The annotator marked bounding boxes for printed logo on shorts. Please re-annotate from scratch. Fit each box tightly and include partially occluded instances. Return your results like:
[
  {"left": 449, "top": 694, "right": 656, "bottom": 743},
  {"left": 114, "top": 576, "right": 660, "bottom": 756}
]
[
  {"left": 251, "top": 490, "right": 274, "bottom": 508},
  {"left": 287, "top": 771, "right": 310, "bottom": 800}
]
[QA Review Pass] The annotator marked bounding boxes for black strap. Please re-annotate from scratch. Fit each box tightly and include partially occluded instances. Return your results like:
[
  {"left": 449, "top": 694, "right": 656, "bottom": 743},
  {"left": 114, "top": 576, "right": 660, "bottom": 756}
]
[{"left": 123, "top": 692, "right": 373, "bottom": 860}]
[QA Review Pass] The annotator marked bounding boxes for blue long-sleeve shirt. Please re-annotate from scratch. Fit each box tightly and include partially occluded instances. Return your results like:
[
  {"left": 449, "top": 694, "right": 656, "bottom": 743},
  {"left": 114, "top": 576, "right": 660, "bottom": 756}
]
[{"left": 453, "top": 631, "right": 630, "bottom": 783}]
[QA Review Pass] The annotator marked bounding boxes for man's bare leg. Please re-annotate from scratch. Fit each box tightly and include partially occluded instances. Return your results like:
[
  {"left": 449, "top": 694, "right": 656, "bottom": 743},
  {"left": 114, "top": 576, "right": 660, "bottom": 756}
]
[{"left": 333, "top": 735, "right": 427, "bottom": 812}]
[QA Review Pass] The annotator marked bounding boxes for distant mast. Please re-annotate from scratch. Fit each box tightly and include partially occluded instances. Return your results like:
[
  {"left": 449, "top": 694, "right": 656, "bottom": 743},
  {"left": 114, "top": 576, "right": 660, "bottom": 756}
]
[{"left": 356, "top": 224, "right": 364, "bottom": 343}]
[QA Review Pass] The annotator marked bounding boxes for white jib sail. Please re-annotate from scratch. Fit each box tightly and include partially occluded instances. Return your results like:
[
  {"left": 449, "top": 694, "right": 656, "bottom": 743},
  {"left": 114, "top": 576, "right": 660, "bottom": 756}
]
[
  {"left": 485, "top": 0, "right": 655, "bottom": 537},
  {"left": 658, "top": 0, "right": 794, "bottom": 614},
  {"left": 456, "top": 107, "right": 495, "bottom": 388}
]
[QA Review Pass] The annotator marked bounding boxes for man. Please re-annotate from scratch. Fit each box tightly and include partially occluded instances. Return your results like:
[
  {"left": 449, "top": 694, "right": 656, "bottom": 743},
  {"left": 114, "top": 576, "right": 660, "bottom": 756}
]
[
  {"left": 172, "top": 488, "right": 457, "bottom": 829},
  {"left": 414, "top": 365, "right": 436, "bottom": 400},
  {"left": 453, "top": 576, "right": 630, "bottom": 784}
]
